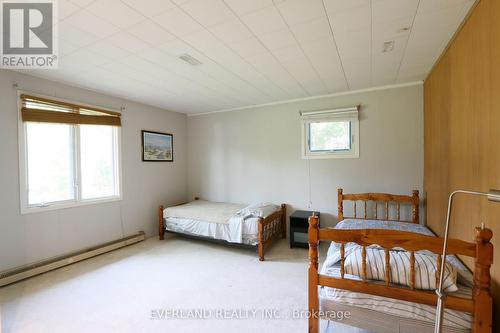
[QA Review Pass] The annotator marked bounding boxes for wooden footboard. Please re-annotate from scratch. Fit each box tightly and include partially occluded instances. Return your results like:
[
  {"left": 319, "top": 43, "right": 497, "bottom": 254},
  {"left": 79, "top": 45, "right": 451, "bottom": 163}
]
[
  {"left": 158, "top": 205, "right": 165, "bottom": 240},
  {"left": 258, "top": 203, "right": 286, "bottom": 261},
  {"left": 307, "top": 215, "right": 493, "bottom": 333}
]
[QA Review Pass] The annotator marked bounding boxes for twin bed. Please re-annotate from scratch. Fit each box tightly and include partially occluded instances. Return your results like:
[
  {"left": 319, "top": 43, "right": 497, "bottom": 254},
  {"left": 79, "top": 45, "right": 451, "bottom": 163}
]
[
  {"left": 308, "top": 189, "right": 493, "bottom": 333},
  {"left": 158, "top": 199, "right": 286, "bottom": 261}
]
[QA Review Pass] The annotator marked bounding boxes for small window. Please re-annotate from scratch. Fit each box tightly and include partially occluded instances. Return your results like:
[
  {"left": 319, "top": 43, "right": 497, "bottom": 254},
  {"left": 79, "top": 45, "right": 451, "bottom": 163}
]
[
  {"left": 19, "top": 93, "right": 122, "bottom": 213},
  {"left": 301, "top": 107, "right": 359, "bottom": 159}
]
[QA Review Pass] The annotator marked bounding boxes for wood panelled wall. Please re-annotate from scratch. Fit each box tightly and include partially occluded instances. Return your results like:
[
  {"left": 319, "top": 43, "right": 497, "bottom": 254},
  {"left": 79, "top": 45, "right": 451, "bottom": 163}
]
[{"left": 424, "top": 0, "right": 500, "bottom": 321}]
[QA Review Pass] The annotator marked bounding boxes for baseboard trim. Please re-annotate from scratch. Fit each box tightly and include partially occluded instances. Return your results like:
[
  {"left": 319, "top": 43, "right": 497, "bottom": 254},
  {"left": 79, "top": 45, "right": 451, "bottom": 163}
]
[{"left": 0, "top": 231, "right": 145, "bottom": 287}]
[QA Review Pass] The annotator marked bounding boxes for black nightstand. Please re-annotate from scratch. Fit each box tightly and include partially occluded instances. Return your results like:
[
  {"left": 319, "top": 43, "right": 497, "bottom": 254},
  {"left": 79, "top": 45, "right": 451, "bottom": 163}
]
[{"left": 290, "top": 210, "right": 320, "bottom": 248}]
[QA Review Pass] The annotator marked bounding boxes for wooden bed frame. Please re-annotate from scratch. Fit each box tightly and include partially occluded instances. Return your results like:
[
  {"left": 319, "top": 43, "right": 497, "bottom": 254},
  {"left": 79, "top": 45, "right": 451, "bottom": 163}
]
[
  {"left": 308, "top": 189, "right": 493, "bottom": 333},
  {"left": 158, "top": 201, "right": 286, "bottom": 261}
]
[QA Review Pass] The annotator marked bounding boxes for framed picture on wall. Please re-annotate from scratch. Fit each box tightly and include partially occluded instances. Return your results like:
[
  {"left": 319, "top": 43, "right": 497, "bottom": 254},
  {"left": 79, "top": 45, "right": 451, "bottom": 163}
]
[{"left": 142, "top": 130, "right": 173, "bottom": 162}]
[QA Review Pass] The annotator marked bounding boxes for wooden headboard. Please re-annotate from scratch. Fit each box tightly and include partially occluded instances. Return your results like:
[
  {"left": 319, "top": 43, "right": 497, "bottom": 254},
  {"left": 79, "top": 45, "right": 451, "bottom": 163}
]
[{"left": 337, "top": 188, "right": 419, "bottom": 224}]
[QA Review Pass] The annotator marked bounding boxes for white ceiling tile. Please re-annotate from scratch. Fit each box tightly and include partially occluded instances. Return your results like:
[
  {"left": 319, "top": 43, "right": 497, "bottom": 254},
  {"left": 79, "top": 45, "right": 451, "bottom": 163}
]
[
  {"left": 276, "top": 0, "right": 326, "bottom": 26},
  {"left": 181, "top": 0, "right": 235, "bottom": 27},
  {"left": 157, "top": 39, "right": 202, "bottom": 59},
  {"left": 99, "top": 62, "right": 149, "bottom": 84},
  {"left": 132, "top": 51, "right": 200, "bottom": 85},
  {"left": 372, "top": 34, "right": 408, "bottom": 55},
  {"left": 322, "top": 76, "right": 348, "bottom": 92},
  {"left": 57, "top": 21, "right": 100, "bottom": 47},
  {"left": 257, "top": 29, "right": 298, "bottom": 51},
  {"left": 372, "top": 16, "right": 413, "bottom": 44},
  {"left": 66, "top": 10, "right": 120, "bottom": 38},
  {"left": 151, "top": 7, "right": 204, "bottom": 37},
  {"left": 209, "top": 18, "right": 253, "bottom": 44},
  {"left": 240, "top": 6, "right": 287, "bottom": 35},
  {"left": 418, "top": 0, "right": 472, "bottom": 13},
  {"left": 300, "top": 39, "right": 345, "bottom": 89},
  {"left": 397, "top": 63, "right": 429, "bottom": 80},
  {"left": 85, "top": 40, "right": 132, "bottom": 60},
  {"left": 289, "top": 17, "right": 332, "bottom": 44},
  {"left": 105, "top": 31, "right": 151, "bottom": 53},
  {"left": 281, "top": 60, "right": 327, "bottom": 95},
  {"left": 371, "top": 0, "right": 419, "bottom": 23},
  {"left": 342, "top": 56, "right": 371, "bottom": 89},
  {"left": 271, "top": 44, "right": 306, "bottom": 64},
  {"left": 86, "top": 0, "right": 145, "bottom": 29},
  {"left": 323, "top": 0, "right": 369, "bottom": 13},
  {"left": 205, "top": 47, "right": 242, "bottom": 65},
  {"left": 325, "top": 1, "right": 371, "bottom": 33},
  {"left": 121, "top": 0, "right": 176, "bottom": 18},
  {"left": 68, "top": 0, "right": 95, "bottom": 8},
  {"left": 59, "top": 0, "right": 81, "bottom": 19},
  {"left": 182, "top": 30, "right": 241, "bottom": 64},
  {"left": 372, "top": 50, "right": 404, "bottom": 85},
  {"left": 126, "top": 20, "right": 177, "bottom": 46},
  {"left": 335, "top": 27, "right": 370, "bottom": 58},
  {"left": 244, "top": 52, "right": 306, "bottom": 94},
  {"left": 412, "top": 1, "right": 469, "bottom": 33},
  {"left": 62, "top": 49, "right": 112, "bottom": 66},
  {"left": 227, "top": 37, "right": 268, "bottom": 58},
  {"left": 224, "top": 60, "right": 290, "bottom": 98},
  {"left": 223, "top": 0, "right": 274, "bottom": 16},
  {"left": 59, "top": 38, "right": 80, "bottom": 56}
]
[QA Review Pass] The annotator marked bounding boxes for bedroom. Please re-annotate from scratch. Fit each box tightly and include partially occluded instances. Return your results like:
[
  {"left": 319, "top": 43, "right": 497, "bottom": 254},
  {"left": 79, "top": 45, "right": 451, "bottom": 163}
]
[{"left": 0, "top": 0, "right": 498, "bottom": 332}]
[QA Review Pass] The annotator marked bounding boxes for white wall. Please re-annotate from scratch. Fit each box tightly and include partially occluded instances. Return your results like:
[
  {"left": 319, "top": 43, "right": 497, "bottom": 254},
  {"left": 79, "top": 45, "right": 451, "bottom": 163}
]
[
  {"left": 0, "top": 70, "right": 188, "bottom": 271},
  {"left": 187, "top": 84, "right": 424, "bottom": 227}
]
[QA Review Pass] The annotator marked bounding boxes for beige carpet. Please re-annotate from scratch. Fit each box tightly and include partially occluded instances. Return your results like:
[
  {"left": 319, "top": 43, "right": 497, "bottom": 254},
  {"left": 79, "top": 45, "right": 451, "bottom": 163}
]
[{"left": 0, "top": 235, "right": 368, "bottom": 333}]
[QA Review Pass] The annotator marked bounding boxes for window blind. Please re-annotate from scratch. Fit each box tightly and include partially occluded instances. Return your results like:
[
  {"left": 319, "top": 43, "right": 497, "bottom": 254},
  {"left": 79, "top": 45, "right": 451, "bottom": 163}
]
[
  {"left": 21, "top": 94, "right": 121, "bottom": 126},
  {"left": 299, "top": 106, "right": 359, "bottom": 121}
]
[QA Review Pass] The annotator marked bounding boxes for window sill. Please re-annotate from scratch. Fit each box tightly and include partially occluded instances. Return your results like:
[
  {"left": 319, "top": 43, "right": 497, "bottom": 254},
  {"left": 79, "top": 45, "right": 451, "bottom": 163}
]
[
  {"left": 20, "top": 196, "right": 123, "bottom": 215},
  {"left": 302, "top": 152, "right": 359, "bottom": 159}
]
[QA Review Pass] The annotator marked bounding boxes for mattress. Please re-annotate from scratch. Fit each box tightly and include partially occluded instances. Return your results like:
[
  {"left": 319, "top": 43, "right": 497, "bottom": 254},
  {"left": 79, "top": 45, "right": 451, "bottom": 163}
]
[
  {"left": 164, "top": 216, "right": 260, "bottom": 246},
  {"left": 163, "top": 201, "right": 280, "bottom": 245},
  {"left": 163, "top": 200, "right": 246, "bottom": 224},
  {"left": 319, "top": 264, "right": 472, "bottom": 333}
]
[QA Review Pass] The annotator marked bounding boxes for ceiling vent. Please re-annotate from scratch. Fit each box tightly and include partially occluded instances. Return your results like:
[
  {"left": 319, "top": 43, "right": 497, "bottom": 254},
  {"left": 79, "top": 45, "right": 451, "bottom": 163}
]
[
  {"left": 179, "top": 54, "right": 202, "bottom": 66},
  {"left": 382, "top": 41, "right": 395, "bottom": 53}
]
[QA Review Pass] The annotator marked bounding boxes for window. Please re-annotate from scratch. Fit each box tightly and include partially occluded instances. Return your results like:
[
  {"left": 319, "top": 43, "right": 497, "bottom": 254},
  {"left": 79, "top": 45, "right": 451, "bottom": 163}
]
[
  {"left": 19, "top": 93, "right": 122, "bottom": 213},
  {"left": 301, "top": 106, "right": 359, "bottom": 159}
]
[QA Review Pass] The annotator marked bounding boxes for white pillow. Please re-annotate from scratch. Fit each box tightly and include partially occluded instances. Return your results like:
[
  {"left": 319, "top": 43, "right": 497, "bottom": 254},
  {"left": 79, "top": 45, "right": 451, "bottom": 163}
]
[
  {"left": 343, "top": 247, "right": 458, "bottom": 292},
  {"left": 239, "top": 202, "right": 280, "bottom": 218}
]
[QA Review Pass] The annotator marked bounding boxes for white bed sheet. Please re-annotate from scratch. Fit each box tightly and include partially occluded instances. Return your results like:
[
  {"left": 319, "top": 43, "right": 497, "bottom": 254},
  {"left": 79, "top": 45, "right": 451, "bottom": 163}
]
[
  {"left": 163, "top": 201, "right": 280, "bottom": 244},
  {"left": 320, "top": 264, "right": 472, "bottom": 331},
  {"left": 164, "top": 216, "right": 260, "bottom": 246}
]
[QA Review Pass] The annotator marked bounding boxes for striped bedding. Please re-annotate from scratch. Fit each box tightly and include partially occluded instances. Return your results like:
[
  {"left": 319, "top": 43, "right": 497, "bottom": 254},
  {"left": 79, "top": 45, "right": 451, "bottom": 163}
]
[
  {"left": 319, "top": 219, "right": 473, "bottom": 330},
  {"left": 343, "top": 247, "right": 459, "bottom": 292}
]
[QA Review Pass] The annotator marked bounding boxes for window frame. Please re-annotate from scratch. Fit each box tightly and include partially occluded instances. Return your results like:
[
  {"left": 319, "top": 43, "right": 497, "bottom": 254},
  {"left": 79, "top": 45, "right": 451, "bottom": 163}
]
[
  {"left": 301, "top": 107, "right": 360, "bottom": 159},
  {"left": 18, "top": 91, "right": 123, "bottom": 215}
]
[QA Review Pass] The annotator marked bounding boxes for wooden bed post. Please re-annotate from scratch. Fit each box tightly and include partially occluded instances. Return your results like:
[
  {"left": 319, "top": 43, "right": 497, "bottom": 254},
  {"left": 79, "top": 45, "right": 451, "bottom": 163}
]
[
  {"left": 308, "top": 215, "right": 319, "bottom": 333},
  {"left": 472, "top": 227, "right": 493, "bottom": 333},
  {"left": 338, "top": 188, "right": 344, "bottom": 221},
  {"left": 281, "top": 204, "right": 287, "bottom": 239},
  {"left": 158, "top": 205, "right": 165, "bottom": 240},
  {"left": 412, "top": 190, "right": 419, "bottom": 224},
  {"left": 258, "top": 218, "right": 265, "bottom": 261}
]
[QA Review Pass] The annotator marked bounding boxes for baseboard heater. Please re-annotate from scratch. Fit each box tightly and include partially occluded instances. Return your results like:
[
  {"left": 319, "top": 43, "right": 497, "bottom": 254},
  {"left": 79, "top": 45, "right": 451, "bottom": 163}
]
[{"left": 0, "top": 231, "right": 145, "bottom": 287}]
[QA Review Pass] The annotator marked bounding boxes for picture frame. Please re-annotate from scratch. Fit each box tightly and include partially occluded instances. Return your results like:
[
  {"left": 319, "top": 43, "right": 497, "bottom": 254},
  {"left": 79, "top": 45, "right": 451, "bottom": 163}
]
[{"left": 141, "top": 130, "right": 173, "bottom": 162}]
